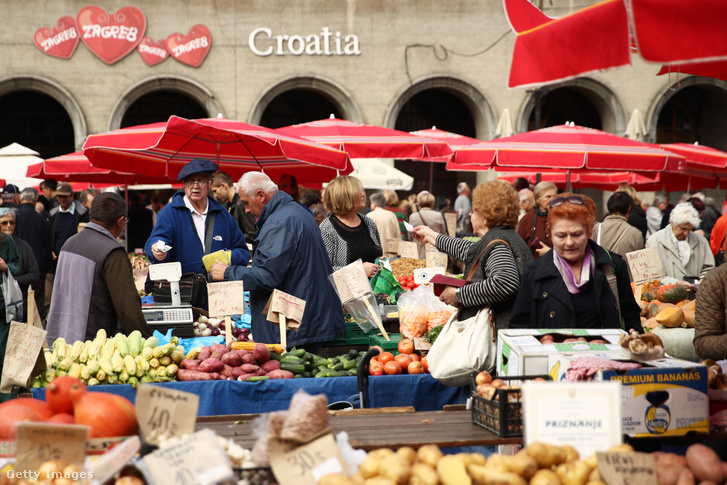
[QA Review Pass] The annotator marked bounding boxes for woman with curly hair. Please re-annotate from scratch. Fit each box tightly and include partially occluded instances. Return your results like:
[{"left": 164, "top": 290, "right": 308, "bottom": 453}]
[
  {"left": 510, "top": 193, "right": 643, "bottom": 331},
  {"left": 516, "top": 181, "right": 557, "bottom": 259},
  {"left": 413, "top": 180, "right": 532, "bottom": 331}
]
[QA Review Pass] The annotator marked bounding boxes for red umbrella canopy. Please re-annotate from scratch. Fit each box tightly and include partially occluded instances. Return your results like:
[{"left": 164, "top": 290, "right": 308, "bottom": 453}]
[
  {"left": 447, "top": 124, "right": 686, "bottom": 174},
  {"left": 276, "top": 117, "right": 453, "bottom": 159},
  {"left": 83, "top": 116, "right": 352, "bottom": 185},
  {"left": 409, "top": 127, "right": 482, "bottom": 162}
]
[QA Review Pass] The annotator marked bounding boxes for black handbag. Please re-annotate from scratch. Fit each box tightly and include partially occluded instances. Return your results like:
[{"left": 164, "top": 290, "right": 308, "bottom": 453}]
[
  {"left": 716, "top": 233, "right": 726, "bottom": 267},
  {"left": 151, "top": 272, "right": 208, "bottom": 309}
]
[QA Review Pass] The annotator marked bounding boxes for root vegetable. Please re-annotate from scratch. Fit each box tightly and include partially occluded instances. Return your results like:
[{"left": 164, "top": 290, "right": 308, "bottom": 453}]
[
  {"left": 198, "top": 358, "right": 224, "bottom": 373},
  {"left": 176, "top": 369, "right": 212, "bottom": 381},
  {"left": 417, "top": 445, "right": 443, "bottom": 468},
  {"left": 266, "top": 369, "right": 294, "bottom": 379},
  {"left": 180, "top": 359, "right": 200, "bottom": 370},
  {"left": 437, "top": 455, "right": 471, "bottom": 485},
  {"left": 656, "top": 466, "right": 689, "bottom": 485},
  {"left": 410, "top": 463, "right": 438, "bottom": 485},
  {"left": 221, "top": 351, "right": 243, "bottom": 367},
  {"left": 241, "top": 363, "right": 260, "bottom": 373},
  {"left": 529, "top": 469, "right": 561, "bottom": 485},
  {"left": 197, "top": 346, "right": 212, "bottom": 361},
  {"left": 261, "top": 360, "right": 281, "bottom": 372},
  {"left": 253, "top": 343, "right": 270, "bottom": 364},
  {"left": 379, "top": 453, "right": 411, "bottom": 484},
  {"left": 685, "top": 444, "right": 724, "bottom": 484}
]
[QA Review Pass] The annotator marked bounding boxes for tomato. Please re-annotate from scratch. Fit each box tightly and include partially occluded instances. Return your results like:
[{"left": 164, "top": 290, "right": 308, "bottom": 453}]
[
  {"left": 421, "top": 356, "right": 429, "bottom": 373},
  {"left": 369, "top": 345, "right": 384, "bottom": 356},
  {"left": 369, "top": 359, "right": 384, "bottom": 375},
  {"left": 407, "top": 361, "right": 424, "bottom": 375},
  {"left": 394, "top": 353, "right": 413, "bottom": 371},
  {"left": 378, "top": 352, "right": 395, "bottom": 365},
  {"left": 398, "top": 338, "right": 415, "bottom": 355},
  {"left": 405, "top": 275, "right": 414, "bottom": 282},
  {"left": 409, "top": 353, "right": 420, "bottom": 362},
  {"left": 383, "top": 361, "right": 402, "bottom": 375}
]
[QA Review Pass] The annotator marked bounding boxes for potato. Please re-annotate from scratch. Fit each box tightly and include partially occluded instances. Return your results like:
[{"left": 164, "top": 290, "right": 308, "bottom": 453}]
[
  {"left": 396, "top": 447, "right": 417, "bottom": 465},
  {"left": 583, "top": 454, "right": 598, "bottom": 470},
  {"left": 607, "top": 444, "right": 633, "bottom": 453},
  {"left": 485, "top": 453, "right": 512, "bottom": 472},
  {"left": 379, "top": 454, "right": 411, "bottom": 485},
  {"left": 416, "top": 445, "right": 443, "bottom": 468},
  {"left": 468, "top": 464, "right": 527, "bottom": 485},
  {"left": 675, "top": 468, "right": 695, "bottom": 485},
  {"left": 526, "top": 443, "right": 567, "bottom": 468},
  {"left": 319, "top": 473, "right": 358, "bottom": 485},
  {"left": 509, "top": 453, "right": 537, "bottom": 479},
  {"left": 469, "top": 453, "right": 487, "bottom": 466},
  {"left": 437, "top": 455, "right": 472, "bottom": 485},
  {"left": 530, "top": 469, "right": 562, "bottom": 485},
  {"left": 562, "top": 445, "right": 580, "bottom": 463},
  {"left": 455, "top": 452, "right": 479, "bottom": 468},
  {"left": 364, "top": 478, "right": 396, "bottom": 485},
  {"left": 685, "top": 444, "right": 724, "bottom": 484},
  {"left": 655, "top": 465, "right": 689, "bottom": 485},
  {"left": 587, "top": 467, "right": 601, "bottom": 482},
  {"left": 555, "top": 461, "right": 591, "bottom": 485},
  {"left": 352, "top": 473, "right": 365, "bottom": 485},
  {"left": 410, "top": 463, "right": 438, "bottom": 485},
  {"left": 659, "top": 453, "right": 687, "bottom": 468},
  {"left": 359, "top": 454, "right": 383, "bottom": 479},
  {"left": 370, "top": 449, "right": 395, "bottom": 461}
]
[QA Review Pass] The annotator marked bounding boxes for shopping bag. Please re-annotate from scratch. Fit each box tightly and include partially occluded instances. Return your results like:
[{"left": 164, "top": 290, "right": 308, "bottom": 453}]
[
  {"left": 2, "top": 271, "right": 24, "bottom": 323},
  {"left": 369, "top": 259, "right": 403, "bottom": 304}
]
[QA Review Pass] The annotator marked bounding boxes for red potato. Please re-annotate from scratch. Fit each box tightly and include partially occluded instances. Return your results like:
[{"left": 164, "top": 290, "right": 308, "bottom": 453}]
[
  {"left": 180, "top": 359, "right": 201, "bottom": 370},
  {"left": 685, "top": 444, "right": 724, "bottom": 484},
  {"left": 253, "top": 343, "right": 270, "bottom": 364},
  {"left": 266, "top": 369, "right": 294, "bottom": 379},
  {"left": 177, "top": 369, "right": 212, "bottom": 381},
  {"left": 197, "top": 346, "right": 212, "bottom": 361},
  {"left": 261, "top": 360, "right": 281, "bottom": 372},
  {"left": 221, "top": 351, "right": 243, "bottom": 367},
  {"left": 198, "top": 358, "right": 225, "bottom": 373},
  {"left": 241, "top": 363, "right": 260, "bottom": 373},
  {"left": 660, "top": 454, "right": 688, "bottom": 468}
]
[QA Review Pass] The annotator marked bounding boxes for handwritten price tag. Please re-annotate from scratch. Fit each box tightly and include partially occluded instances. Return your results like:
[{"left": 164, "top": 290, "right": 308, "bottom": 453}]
[
  {"left": 425, "top": 244, "right": 447, "bottom": 269},
  {"left": 384, "top": 237, "right": 400, "bottom": 256},
  {"left": 596, "top": 451, "right": 658, "bottom": 485},
  {"left": 330, "top": 260, "right": 371, "bottom": 304},
  {"left": 143, "top": 429, "right": 233, "bottom": 485},
  {"left": 136, "top": 385, "right": 199, "bottom": 446},
  {"left": 269, "top": 433, "right": 348, "bottom": 485},
  {"left": 444, "top": 212, "right": 457, "bottom": 237},
  {"left": 207, "top": 281, "right": 245, "bottom": 317},
  {"left": 626, "top": 248, "right": 664, "bottom": 284},
  {"left": 0, "top": 322, "right": 46, "bottom": 393},
  {"left": 264, "top": 289, "right": 306, "bottom": 327},
  {"left": 399, "top": 241, "right": 419, "bottom": 259},
  {"left": 16, "top": 423, "right": 87, "bottom": 473}
]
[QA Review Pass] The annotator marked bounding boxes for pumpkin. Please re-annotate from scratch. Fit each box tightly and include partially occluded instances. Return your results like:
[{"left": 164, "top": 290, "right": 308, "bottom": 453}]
[
  {"left": 0, "top": 398, "right": 54, "bottom": 421},
  {"left": 646, "top": 301, "right": 662, "bottom": 319},
  {"left": 0, "top": 405, "right": 41, "bottom": 440},
  {"left": 71, "top": 385, "right": 138, "bottom": 438},
  {"left": 642, "top": 286, "right": 659, "bottom": 302},
  {"left": 656, "top": 284, "right": 688, "bottom": 304},
  {"left": 46, "top": 375, "right": 87, "bottom": 415},
  {"left": 637, "top": 300, "right": 649, "bottom": 317},
  {"left": 655, "top": 306, "right": 685, "bottom": 328},
  {"left": 642, "top": 317, "right": 660, "bottom": 331}
]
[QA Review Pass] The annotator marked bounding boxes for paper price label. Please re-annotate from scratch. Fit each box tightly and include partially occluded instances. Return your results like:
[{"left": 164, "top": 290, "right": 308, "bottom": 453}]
[
  {"left": 136, "top": 385, "right": 199, "bottom": 446},
  {"left": 265, "top": 289, "right": 306, "bottom": 326},
  {"left": 330, "top": 260, "right": 371, "bottom": 304},
  {"left": 444, "top": 212, "right": 457, "bottom": 237},
  {"left": 425, "top": 244, "right": 448, "bottom": 269},
  {"left": 207, "top": 280, "right": 245, "bottom": 317},
  {"left": 596, "top": 452, "right": 658, "bottom": 485},
  {"left": 1, "top": 322, "right": 46, "bottom": 393},
  {"left": 399, "top": 241, "right": 419, "bottom": 259},
  {"left": 384, "top": 237, "right": 400, "bottom": 255},
  {"left": 16, "top": 423, "right": 87, "bottom": 473},
  {"left": 626, "top": 248, "right": 664, "bottom": 284},
  {"left": 269, "top": 433, "right": 348, "bottom": 485}
]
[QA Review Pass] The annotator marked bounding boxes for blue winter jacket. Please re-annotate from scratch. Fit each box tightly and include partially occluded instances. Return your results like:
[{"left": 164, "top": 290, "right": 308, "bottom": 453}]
[
  {"left": 144, "top": 192, "right": 250, "bottom": 275},
  {"left": 225, "top": 191, "right": 345, "bottom": 348}
]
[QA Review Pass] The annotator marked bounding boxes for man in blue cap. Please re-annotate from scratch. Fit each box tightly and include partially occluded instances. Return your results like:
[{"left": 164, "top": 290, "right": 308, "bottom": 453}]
[{"left": 144, "top": 158, "right": 250, "bottom": 281}]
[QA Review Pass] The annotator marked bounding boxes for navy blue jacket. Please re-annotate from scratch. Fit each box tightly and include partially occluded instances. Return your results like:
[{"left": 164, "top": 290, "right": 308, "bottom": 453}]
[
  {"left": 509, "top": 240, "right": 643, "bottom": 332},
  {"left": 225, "top": 191, "right": 345, "bottom": 348},
  {"left": 145, "top": 193, "right": 250, "bottom": 275}
]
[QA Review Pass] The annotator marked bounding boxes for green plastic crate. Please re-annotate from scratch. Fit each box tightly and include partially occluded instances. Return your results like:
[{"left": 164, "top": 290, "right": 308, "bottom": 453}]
[
  {"left": 346, "top": 321, "right": 376, "bottom": 345},
  {"left": 368, "top": 332, "right": 403, "bottom": 354}
]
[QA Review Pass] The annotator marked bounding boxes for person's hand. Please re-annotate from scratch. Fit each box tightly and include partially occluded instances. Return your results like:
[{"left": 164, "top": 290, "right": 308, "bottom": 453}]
[
  {"left": 210, "top": 260, "right": 229, "bottom": 281},
  {"left": 52, "top": 251, "right": 57, "bottom": 261},
  {"left": 535, "top": 242, "right": 551, "bottom": 257},
  {"left": 676, "top": 280, "right": 696, "bottom": 291},
  {"left": 0, "top": 257, "right": 7, "bottom": 273},
  {"left": 151, "top": 243, "right": 168, "bottom": 261},
  {"left": 412, "top": 225, "right": 438, "bottom": 246},
  {"left": 439, "top": 286, "right": 461, "bottom": 308},
  {"left": 363, "top": 262, "right": 380, "bottom": 279}
]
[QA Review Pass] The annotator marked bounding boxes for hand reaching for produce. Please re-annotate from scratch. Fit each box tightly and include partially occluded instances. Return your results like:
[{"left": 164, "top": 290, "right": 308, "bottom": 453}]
[
  {"left": 676, "top": 280, "right": 696, "bottom": 290},
  {"left": 411, "top": 225, "right": 438, "bottom": 246},
  {"left": 210, "top": 259, "right": 229, "bottom": 281}
]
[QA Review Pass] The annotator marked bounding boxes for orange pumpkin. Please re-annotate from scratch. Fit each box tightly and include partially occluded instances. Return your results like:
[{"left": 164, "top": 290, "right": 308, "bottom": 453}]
[{"left": 71, "top": 385, "right": 138, "bottom": 438}]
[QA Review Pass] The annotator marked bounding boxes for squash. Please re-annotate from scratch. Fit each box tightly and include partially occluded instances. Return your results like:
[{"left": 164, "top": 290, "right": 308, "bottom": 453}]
[
  {"left": 655, "top": 306, "right": 685, "bottom": 328},
  {"left": 642, "top": 286, "right": 659, "bottom": 302},
  {"left": 646, "top": 301, "right": 662, "bottom": 319},
  {"left": 637, "top": 300, "right": 649, "bottom": 317},
  {"left": 642, "top": 317, "right": 660, "bottom": 331},
  {"left": 656, "top": 284, "right": 688, "bottom": 304},
  {"left": 71, "top": 384, "right": 138, "bottom": 438}
]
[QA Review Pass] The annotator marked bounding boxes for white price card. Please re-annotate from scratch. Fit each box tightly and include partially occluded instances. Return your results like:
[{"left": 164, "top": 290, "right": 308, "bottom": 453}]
[
  {"left": 207, "top": 280, "right": 245, "bottom": 317},
  {"left": 16, "top": 423, "right": 87, "bottom": 474},
  {"left": 136, "top": 385, "right": 199, "bottom": 446},
  {"left": 625, "top": 248, "right": 664, "bottom": 284},
  {"left": 597, "top": 452, "right": 658, "bottom": 485},
  {"left": 425, "top": 243, "right": 447, "bottom": 269},
  {"left": 399, "top": 241, "right": 419, "bottom": 259},
  {"left": 264, "top": 289, "right": 306, "bottom": 329},
  {"left": 269, "top": 432, "right": 348, "bottom": 485}
]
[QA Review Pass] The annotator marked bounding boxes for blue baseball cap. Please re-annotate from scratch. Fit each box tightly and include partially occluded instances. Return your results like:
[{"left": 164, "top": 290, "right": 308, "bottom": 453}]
[{"left": 177, "top": 158, "right": 219, "bottom": 182}]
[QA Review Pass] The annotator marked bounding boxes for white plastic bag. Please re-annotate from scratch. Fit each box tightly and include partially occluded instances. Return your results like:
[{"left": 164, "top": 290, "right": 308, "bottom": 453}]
[{"left": 2, "top": 270, "right": 23, "bottom": 322}]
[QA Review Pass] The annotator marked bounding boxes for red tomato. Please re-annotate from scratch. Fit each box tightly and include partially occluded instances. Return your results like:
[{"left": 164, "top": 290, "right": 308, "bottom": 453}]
[
  {"left": 408, "top": 361, "right": 424, "bottom": 375},
  {"left": 409, "top": 353, "right": 420, "bottom": 362},
  {"left": 398, "top": 339, "right": 415, "bottom": 354},
  {"left": 421, "top": 356, "right": 429, "bottom": 373},
  {"left": 369, "top": 359, "right": 384, "bottom": 376},
  {"left": 378, "top": 352, "right": 394, "bottom": 365},
  {"left": 384, "top": 361, "right": 402, "bottom": 375},
  {"left": 369, "top": 345, "right": 384, "bottom": 355},
  {"left": 394, "top": 353, "right": 413, "bottom": 371}
]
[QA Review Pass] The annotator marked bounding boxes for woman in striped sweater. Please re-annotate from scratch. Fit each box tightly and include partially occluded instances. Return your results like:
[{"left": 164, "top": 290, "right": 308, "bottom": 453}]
[{"left": 412, "top": 180, "right": 532, "bottom": 331}]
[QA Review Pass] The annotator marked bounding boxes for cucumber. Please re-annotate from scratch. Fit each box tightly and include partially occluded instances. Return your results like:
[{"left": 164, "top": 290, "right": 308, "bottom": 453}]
[
  {"left": 331, "top": 357, "right": 340, "bottom": 365},
  {"left": 290, "top": 348, "right": 307, "bottom": 358},
  {"left": 332, "top": 370, "right": 350, "bottom": 377},
  {"left": 348, "top": 349, "right": 359, "bottom": 359},
  {"left": 281, "top": 355, "right": 303, "bottom": 365},
  {"left": 269, "top": 352, "right": 283, "bottom": 362},
  {"left": 314, "top": 370, "right": 329, "bottom": 378},
  {"left": 280, "top": 362, "right": 306, "bottom": 374},
  {"left": 302, "top": 371, "right": 312, "bottom": 378},
  {"left": 303, "top": 352, "right": 315, "bottom": 362},
  {"left": 342, "top": 358, "right": 357, "bottom": 370},
  {"left": 331, "top": 363, "right": 344, "bottom": 371},
  {"left": 246, "top": 376, "right": 269, "bottom": 382},
  {"left": 347, "top": 369, "right": 357, "bottom": 376}
]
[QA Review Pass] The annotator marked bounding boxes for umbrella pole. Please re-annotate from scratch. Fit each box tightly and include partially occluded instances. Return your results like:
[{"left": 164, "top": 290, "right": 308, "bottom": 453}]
[
  {"left": 566, "top": 170, "right": 572, "bottom": 193},
  {"left": 429, "top": 161, "right": 433, "bottom": 192},
  {"left": 124, "top": 184, "right": 129, "bottom": 251}
]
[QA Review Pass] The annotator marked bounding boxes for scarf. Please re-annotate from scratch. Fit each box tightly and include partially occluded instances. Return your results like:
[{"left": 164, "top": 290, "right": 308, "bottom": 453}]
[
  {"left": 553, "top": 245, "right": 594, "bottom": 294},
  {"left": 669, "top": 228, "right": 692, "bottom": 267}
]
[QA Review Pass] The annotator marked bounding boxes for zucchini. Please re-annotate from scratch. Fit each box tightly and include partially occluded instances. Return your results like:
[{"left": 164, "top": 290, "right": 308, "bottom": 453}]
[
  {"left": 280, "top": 362, "right": 306, "bottom": 374},
  {"left": 246, "top": 376, "right": 269, "bottom": 382},
  {"left": 281, "top": 355, "right": 303, "bottom": 365}
]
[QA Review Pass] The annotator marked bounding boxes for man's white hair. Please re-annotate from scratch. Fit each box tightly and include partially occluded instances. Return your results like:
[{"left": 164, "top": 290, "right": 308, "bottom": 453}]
[
  {"left": 457, "top": 182, "right": 469, "bottom": 194},
  {"left": 237, "top": 172, "right": 278, "bottom": 197},
  {"left": 518, "top": 188, "right": 533, "bottom": 202},
  {"left": 669, "top": 202, "right": 701, "bottom": 228}
]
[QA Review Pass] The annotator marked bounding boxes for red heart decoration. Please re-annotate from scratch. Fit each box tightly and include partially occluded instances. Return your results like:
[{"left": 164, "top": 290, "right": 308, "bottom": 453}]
[
  {"left": 77, "top": 6, "right": 146, "bottom": 65},
  {"left": 138, "top": 36, "right": 169, "bottom": 66},
  {"left": 34, "top": 16, "right": 80, "bottom": 60},
  {"left": 167, "top": 25, "right": 212, "bottom": 68}
]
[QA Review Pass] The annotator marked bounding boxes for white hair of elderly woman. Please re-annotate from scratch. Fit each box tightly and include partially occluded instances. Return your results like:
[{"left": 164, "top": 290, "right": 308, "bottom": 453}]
[
  {"left": 669, "top": 202, "right": 701, "bottom": 228},
  {"left": 237, "top": 172, "right": 279, "bottom": 197}
]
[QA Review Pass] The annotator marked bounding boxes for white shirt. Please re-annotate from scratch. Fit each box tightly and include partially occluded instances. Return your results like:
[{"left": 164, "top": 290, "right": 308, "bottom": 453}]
[{"left": 183, "top": 195, "right": 209, "bottom": 251}]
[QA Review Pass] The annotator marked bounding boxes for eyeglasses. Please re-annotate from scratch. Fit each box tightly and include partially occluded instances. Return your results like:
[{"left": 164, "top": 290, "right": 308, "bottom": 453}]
[
  {"left": 0, "top": 221, "right": 15, "bottom": 226},
  {"left": 184, "top": 176, "right": 211, "bottom": 186},
  {"left": 550, "top": 195, "right": 585, "bottom": 209}
]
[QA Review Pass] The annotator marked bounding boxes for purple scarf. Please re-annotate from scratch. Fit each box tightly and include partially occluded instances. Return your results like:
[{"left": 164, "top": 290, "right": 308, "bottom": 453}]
[{"left": 553, "top": 245, "right": 594, "bottom": 294}]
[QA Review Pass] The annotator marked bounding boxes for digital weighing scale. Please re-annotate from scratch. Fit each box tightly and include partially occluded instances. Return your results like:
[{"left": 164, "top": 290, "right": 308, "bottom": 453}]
[{"left": 141, "top": 262, "right": 195, "bottom": 337}]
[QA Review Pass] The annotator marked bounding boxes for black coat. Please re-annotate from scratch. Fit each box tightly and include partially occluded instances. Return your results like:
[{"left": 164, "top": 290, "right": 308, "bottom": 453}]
[
  {"left": 509, "top": 241, "right": 643, "bottom": 332},
  {"left": 628, "top": 204, "right": 648, "bottom": 241},
  {"left": 14, "top": 202, "right": 52, "bottom": 276}
]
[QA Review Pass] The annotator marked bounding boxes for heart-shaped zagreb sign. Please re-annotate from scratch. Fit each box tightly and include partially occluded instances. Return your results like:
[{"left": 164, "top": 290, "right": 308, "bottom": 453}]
[
  {"left": 167, "top": 25, "right": 212, "bottom": 68},
  {"left": 138, "top": 36, "right": 169, "bottom": 66},
  {"left": 34, "top": 16, "right": 80, "bottom": 60},
  {"left": 77, "top": 5, "right": 146, "bottom": 65}
]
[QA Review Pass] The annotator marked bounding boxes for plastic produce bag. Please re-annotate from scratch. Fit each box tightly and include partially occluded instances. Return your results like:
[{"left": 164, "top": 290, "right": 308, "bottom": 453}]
[
  {"left": 397, "top": 285, "right": 454, "bottom": 338},
  {"left": 2, "top": 271, "right": 23, "bottom": 322}
]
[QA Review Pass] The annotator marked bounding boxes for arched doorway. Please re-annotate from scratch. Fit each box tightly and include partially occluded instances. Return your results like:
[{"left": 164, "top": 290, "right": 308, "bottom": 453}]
[
  {"left": 121, "top": 90, "right": 208, "bottom": 128},
  {"left": 259, "top": 89, "right": 341, "bottom": 128}
]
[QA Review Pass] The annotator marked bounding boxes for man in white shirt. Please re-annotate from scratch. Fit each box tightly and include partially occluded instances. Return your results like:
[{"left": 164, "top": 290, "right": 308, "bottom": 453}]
[{"left": 366, "top": 192, "right": 400, "bottom": 259}]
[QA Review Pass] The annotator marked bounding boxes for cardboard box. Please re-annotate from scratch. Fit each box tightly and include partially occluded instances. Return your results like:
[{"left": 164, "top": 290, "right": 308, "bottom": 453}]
[
  {"left": 497, "top": 329, "right": 629, "bottom": 378},
  {"left": 597, "top": 358, "right": 708, "bottom": 437}
]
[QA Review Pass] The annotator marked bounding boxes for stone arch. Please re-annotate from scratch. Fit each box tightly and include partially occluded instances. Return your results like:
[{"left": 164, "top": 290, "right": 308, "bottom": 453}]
[
  {"left": 0, "top": 75, "right": 87, "bottom": 149},
  {"left": 249, "top": 77, "right": 362, "bottom": 125},
  {"left": 108, "top": 76, "right": 224, "bottom": 130}
]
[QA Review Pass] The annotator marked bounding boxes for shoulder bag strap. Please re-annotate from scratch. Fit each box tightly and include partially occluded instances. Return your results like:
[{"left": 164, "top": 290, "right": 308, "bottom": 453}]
[
  {"left": 531, "top": 212, "right": 538, "bottom": 243},
  {"left": 466, "top": 238, "right": 511, "bottom": 281},
  {"left": 601, "top": 249, "right": 623, "bottom": 329},
  {"left": 204, "top": 211, "right": 217, "bottom": 256}
]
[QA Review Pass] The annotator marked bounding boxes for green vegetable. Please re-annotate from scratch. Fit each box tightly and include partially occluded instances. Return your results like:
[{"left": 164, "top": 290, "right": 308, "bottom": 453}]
[{"left": 427, "top": 325, "right": 444, "bottom": 344}]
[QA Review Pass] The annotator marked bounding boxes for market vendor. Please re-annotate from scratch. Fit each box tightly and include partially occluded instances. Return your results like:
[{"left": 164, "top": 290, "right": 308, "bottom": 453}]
[
  {"left": 144, "top": 158, "right": 250, "bottom": 276},
  {"left": 209, "top": 172, "right": 344, "bottom": 353},
  {"left": 646, "top": 202, "right": 714, "bottom": 289}
]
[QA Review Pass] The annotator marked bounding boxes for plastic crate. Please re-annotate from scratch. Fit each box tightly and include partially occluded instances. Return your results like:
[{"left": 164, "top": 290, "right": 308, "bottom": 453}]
[
  {"left": 368, "top": 332, "right": 403, "bottom": 354},
  {"left": 470, "top": 374, "right": 550, "bottom": 437},
  {"left": 346, "top": 320, "right": 376, "bottom": 345}
]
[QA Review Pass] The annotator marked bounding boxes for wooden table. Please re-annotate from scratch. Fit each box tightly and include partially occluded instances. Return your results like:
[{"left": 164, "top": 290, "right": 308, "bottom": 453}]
[{"left": 195, "top": 407, "right": 522, "bottom": 451}]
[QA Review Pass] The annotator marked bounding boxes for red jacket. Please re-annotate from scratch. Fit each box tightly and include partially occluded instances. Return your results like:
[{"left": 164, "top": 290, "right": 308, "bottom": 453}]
[{"left": 710, "top": 214, "right": 727, "bottom": 255}]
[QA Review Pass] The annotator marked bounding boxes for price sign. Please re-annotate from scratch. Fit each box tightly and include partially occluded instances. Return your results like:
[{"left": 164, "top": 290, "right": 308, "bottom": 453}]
[
  {"left": 626, "top": 248, "right": 664, "bottom": 284},
  {"left": 207, "top": 281, "right": 245, "bottom": 317},
  {"left": 444, "top": 212, "right": 457, "bottom": 237},
  {"left": 399, "top": 241, "right": 419, "bottom": 259},
  {"left": 425, "top": 244, "right": 447, "bottom": 269},
  {"left": 330, "top": 260, "right": 371, "bottom": 304},
  {"left": 384, "top": 238, "right": 400, "bottom": 256},
  {"left": 264, "top": 289, "right": 305, "bottom": 328},
  {"left": 269, "top": 432, "right": 348, "bottom": 485},
  {"left": 143, "top": 429, "right": 233, "bottom": 485},
  {"left": 91, "top": 436, "right": 141, "bottom": 485},
  {"left": 16, "top": 423, "right": 87, "bottom": 473},
  {"left": 136, "top": 385, "right": 199, "bottom": 446},
  {"left": 596, "top": 452, "right": 658, "bottom": 485},
  {"left": 1, "top": 322, "right": 46, "bottom": 392}
]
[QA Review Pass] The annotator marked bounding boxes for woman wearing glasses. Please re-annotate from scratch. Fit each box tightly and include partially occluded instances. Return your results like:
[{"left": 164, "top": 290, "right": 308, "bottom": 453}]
[
  {"left": 0, "top": 208, "right": 20, "bottom": 400},
  {"left": 0, "top": 208, "right": 38, "bottom": 322},
  {"left": 509, "top": 193, "right": 643, "bottom": 331},
  {"left": 516, "top": 181, "right": 558, "bottom": 260}
]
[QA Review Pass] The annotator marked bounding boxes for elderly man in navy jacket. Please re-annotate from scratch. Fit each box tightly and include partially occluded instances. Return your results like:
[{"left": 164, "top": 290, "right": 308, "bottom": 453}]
[{"left": 210, "top": 172, "right": 344, "bottom": 353}]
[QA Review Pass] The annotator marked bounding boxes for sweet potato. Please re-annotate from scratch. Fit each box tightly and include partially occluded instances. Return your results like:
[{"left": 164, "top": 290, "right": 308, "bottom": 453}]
[
  {"left": 266, "top": 369, "right": 294, "bottom": 379},
  {"left": 241, "top": 363, "right": 260, "bottom": 373},
  {"left": 220, "top": 364, "right": 235, "bottom": 379},
  {"left": 237, "top": 373, "right": 256, "bottom": 381},
  {"left": 177, "top": 369, "right": 212, "bottom": 381},
  {"left": 241, "top": 353, "right": 257, "bottom": 365},
  {"left": 208, "top": 372, "right": 220, "bottom": 380},
  {"left": 253, "top": 343, "right": 270, "bottom": 364},
  {"left": 221, "top": 351, "right": 243, "bottom": 367},
  {"left": 685, "top": 444, "right": 724, "bottom": 484},
  {"left": 230, "top": 367, "right": 246, "bottom": 379},
  {"left": 180, "top": 359, "right": 201, "bottom": 370},
  {"left": 210, "top": 343, "right": 228, "bottom": 360},
  {"left": 675, "top": 469, "right": 695, "bottom": 485},
  {"left": 262, "top": 360, "right": 281, "bottom": 372},
  {"left": 197, "top": 346, "right": 212, "bottom": 361},
  {"left": 656, "top": 465, "right": 689, "bottom": 485},
  {"left": 255, "top": 368, "right": 267, "bottom": 377},
  {"left": 199, "top": 357, "right": 224, "bottom": 373}
]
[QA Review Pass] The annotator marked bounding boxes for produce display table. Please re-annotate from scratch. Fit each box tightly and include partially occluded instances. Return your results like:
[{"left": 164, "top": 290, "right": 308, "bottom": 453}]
[
  {"left": 31, "top": 374, "right": 468, "bottom": 416},
  {"left": 195, "top": 408, "right": 520, "bottom": 450}
]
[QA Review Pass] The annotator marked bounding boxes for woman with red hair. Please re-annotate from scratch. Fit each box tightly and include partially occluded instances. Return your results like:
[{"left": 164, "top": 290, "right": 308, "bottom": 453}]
[{"left": 509, "top": 193, "right": 643, "bottom": 331}]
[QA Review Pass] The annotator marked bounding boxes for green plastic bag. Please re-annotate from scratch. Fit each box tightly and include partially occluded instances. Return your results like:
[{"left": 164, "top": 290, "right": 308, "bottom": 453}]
[{"left": 370, "top": 258, "right": 404, "bottom": 304}]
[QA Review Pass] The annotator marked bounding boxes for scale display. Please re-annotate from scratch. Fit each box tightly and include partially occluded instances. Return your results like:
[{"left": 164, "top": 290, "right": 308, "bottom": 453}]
[{"left": 142, "top": 305, "right": 194, "bottom": 326}]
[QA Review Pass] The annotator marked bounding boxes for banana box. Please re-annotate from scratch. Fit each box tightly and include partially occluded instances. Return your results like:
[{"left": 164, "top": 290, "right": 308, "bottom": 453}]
[
  {"left": 596, "top": 358, "right": 708, "bottom": 437},
  {"left": 496, "top": 329, "right": 629, "bottom": 378}
]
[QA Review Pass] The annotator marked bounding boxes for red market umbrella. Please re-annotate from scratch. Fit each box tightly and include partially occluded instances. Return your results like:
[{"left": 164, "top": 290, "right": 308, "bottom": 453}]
[
  {"left": 657, "top": 61, "right": 727, "bottom": 83},
  {"left": 409, "top": 127, "right": 482, "bottom": 162},
  {"left": 83, "top": 116, "right": 352, "bottom": 185},
  {"left": 275, "top": 117, "right": 453, "bottom": 160}
]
